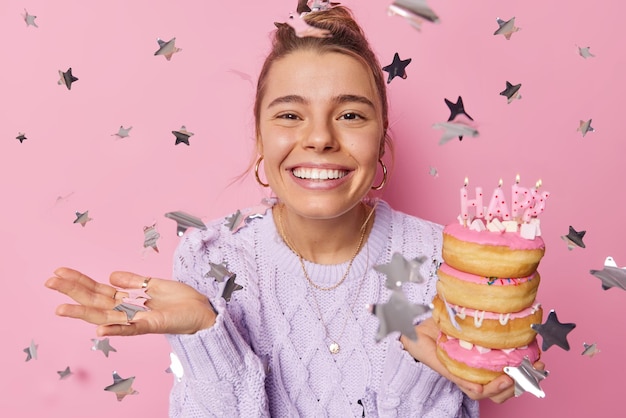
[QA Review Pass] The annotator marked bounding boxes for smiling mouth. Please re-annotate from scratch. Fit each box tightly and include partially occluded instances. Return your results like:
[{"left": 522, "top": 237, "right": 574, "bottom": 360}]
[{"left": 292, "top": 167, "right": 349, "bottom": 180}]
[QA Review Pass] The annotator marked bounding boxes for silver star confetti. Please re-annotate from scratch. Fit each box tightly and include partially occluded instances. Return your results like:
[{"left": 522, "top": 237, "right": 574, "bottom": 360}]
[
  {"left": 143, "top": 223, "right": 160, "bottom": 253},
  {"left": 165, "top": 352, "right": 184, "bottom": 382},
  {"left": 561, "top": 225, "right": 586, "bottom": 250},
  {"left": 432, "top": 121, "right": 479, "bottom": 145},
  {"left": 22, "top": 9, "right": 38, "bottom": 28},
  {"left": 23, "top": 339, "right": 38, "bottom": 361},
  {"left": 225, "top": 200, "right": 273, "bottom": 233},
  {"left": 91, "top": 338, "right": 117, "bottom": 358},
  {"left": 577, "top": 119, "right": 594, "bottom": 137},
  {"left": 531, "top": 309, "right": 576, "bottom": 351},
  {"left": 582, "top": 342, "right": 600, "bottom": 357},
  {"left": 221, "top": 274, "right": 243, "bottom": 302},
  {"left": 154, "top": 37, "right": 181, "bottom": 61},
  {"left": 445, "top": 96, "right": 473, "bottom": 122},
  {"left": 73, "top": 211, "right": 93, "bottom": 227},
  {"left": 494, "top": 17, "right": 520, "bottom": 40},
  {"left": 578, "top": 46, "right": 595, "bottom": 59},
  {"left": 374, "top": 252, "right": 428, "bottom": 290},
  {"left": 16, "top": 132, "right": 27, "bottom": 143},
  {"left": 112, "top": 126, "right": 132, "bottom": 138},
  {"left": 369, "top": 290, "right": 431, "bottom": 341},
  {"left": 206, "top": 262, "right": 235, "bottom": 283},
  {"left": 114, "top": 302, "right": 148, "bottom": 321},
  {"left": 589, "top": 256, "right": 626, "bottom": 291},
  {"left": 164, "top": 211, "right": 206, "bottom": 236},
  {"left": 503, "top": 357, "right": 549, "bottom": 398},
  {"left": 500, "top": 81, "right": 522, "bottom": 103},
  {"left": 57, "top": 366, "right": 73, "bottom": 380},
  {"left": 172, "top": 125, "right": 194, "bottom": 145},
  {"left": 104, "top": 371, "right": 138, "bottom": 401},
  {"left": 387, "top": 0, "right": 440, "bottom": 31},
  {"left": 382, "top": 52, "right": 412, "bottom": 84},
  {"left": 58, "top": 68, "right": 78, "bottom": 90},
  {"left": 428, "top": 166, "right": 438, "bottom": 177}
]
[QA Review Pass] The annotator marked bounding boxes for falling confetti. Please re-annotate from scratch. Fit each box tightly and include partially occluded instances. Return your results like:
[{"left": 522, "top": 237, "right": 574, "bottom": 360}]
[
  {"left": 561, "top": 225, "right": 586, "bottom": 250},
  {"left": 503, "top": 357, "right": 549, "bottom": 398},
  {"left": 582, "top": 342, "right": 600, "bottom": 357},
  {"left": 113, "top": 302, "right": 148, "bottom": 321},
  {"left": 374, "top": 252, "right": 428, "bottom": 290},
  {"left": 577, "top": 119, "right": 594, "bottom": 137},
  {"left": 432, "top": 121, "right": 479, "bottom": 145},
  {"left": 369, "top": 291, "right": 431, "bottom": 341},
  {"left": 382, "top": 53, "right": 412, "bottom": 84},
  {"left": 143, "top": 223, "right": 160, "bottom": 253},
  {"left": 578, "top": 46, "right": 595, "bottom": 59},
  {"left": 154, "top": 38, "right": 181, "bottom": 61},
  {"left": 164, "top": 211, "right": 206, "bottom": 236},
  {"left": 531, "top": 310, "right": 576, "bottom": 351},
  {"left": 22, "top": 9, "right": 38, "bottom": 28},
  {"left": 221, "top": 274, "right": 243, "bottom": 302},
  {"left": 112, "top": 126, "right": 132, "bottom": 138},
  {"left": 172, "top": 126, "right": 194, "bottom": 146},
  {"left": 589, "top": 256, "right": 626, "bottom": 291},
  {"left": 493, "top": 17, "right": 520, "bottom": 40},
  {"left": 57, "top": 366, "right": 73, "bottom": 380},
  {"left": 104, "top": 372, "right": 138, "bottom": 401},
  {"left": 73, "top": 211, "right": 93, "bottom": 227},
  {"left": 428, "top": 166, "right": 438, "bottom": 177},
  {"left": 91, "top": 338, "right": 117, "bottom": 358},
  {"left": 23, "top": 339, "right": 38, "bottom": 362},
  {"left": 58, "top": 68, "right": 78, "bottom": 90},
  {"left": 16, "top": 132, "right": 27, "bottom": 143},
  {"left": 165, "top": 352, "right": 184, "bottom": 382},
  {"left": 445, "top": 96, "right": 474, "bottom": 122},
  {"left": 387, "top": 0, "right": 440, "bottom": 31},
  {"left": 206, "top": 262, "right": 235, "bottom": 282},
  {"left": 500, "top": 81, "right": 522, "bottom": 103}
]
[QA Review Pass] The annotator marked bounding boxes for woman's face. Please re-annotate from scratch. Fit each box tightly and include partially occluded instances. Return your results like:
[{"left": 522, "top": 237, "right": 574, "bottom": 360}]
[{"left": 258, "top": 49, "right": 384, "bottom": 220}]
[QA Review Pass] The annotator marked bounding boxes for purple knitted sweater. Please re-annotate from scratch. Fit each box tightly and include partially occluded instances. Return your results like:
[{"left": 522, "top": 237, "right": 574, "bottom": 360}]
[{"left": 166, "top": 200, "right": 478, "bottom": 417}]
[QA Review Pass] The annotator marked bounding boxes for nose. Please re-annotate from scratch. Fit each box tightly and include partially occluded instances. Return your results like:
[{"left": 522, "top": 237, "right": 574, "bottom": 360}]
[{"left": 301, "top": 118, "right": 338, "bottom": 152}]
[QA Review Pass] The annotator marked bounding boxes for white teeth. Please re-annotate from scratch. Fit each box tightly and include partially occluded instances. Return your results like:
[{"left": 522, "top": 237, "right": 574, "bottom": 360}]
[{"left": 292, "top": 168, "right": 348, "bottom": 180}]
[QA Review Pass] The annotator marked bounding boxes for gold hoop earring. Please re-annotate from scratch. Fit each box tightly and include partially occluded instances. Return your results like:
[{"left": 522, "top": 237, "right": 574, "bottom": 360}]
[
  {"left": 254, "top": 156, "right": 270, "bottom": 187},
  {"left": 371, "top": 159, "right": 387, "bottom": 191}
]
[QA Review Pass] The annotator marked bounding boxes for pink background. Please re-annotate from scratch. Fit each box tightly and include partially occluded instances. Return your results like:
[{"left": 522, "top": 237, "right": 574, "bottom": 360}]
[{"left": 1, "top": 0, "right": 624, "bottom": 416}]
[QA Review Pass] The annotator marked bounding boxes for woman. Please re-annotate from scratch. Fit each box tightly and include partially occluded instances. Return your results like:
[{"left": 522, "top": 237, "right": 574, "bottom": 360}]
[{"left": 46, "top": 6, "right": 519, "bottom": 417}]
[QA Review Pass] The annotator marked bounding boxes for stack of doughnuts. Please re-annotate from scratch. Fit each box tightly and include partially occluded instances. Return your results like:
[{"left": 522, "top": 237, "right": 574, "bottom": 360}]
[{"left": 433, "top": 222, "right": 545, "bottom": 384}]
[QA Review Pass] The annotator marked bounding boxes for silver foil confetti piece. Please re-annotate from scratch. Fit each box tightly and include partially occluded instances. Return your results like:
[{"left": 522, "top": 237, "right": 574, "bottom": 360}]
[
  {"left": 164, "top": 211, "right": 206, "bottom": 236},
  {"left": 387, "top": 0, "right": 440, "bottom": 31},
  {"left": 503, "top": 356, "right": 549, "bottom": 398}
]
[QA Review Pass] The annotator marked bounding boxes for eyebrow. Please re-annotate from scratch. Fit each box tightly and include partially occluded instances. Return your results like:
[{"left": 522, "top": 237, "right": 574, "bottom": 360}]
[{"left": 266, "top": 94, "right": 375, "bottom": 109}]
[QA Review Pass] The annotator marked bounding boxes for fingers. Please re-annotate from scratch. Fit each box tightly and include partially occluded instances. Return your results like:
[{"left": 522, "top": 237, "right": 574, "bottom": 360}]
[
  {"left": 109, "top": 271, "right": 153, "bottom": 290},
  {"left": 55, "top": 303, "right": 129, "bottom": 326},
  {"left": 97, "top": 319, "right": 152, "bottom": 337},
  {"left": 46, "top": 273, "right": 118, "bottom": 310},
  {"left": 483, "top": 375, "right": 515, "bottom": 403},
  {"left": 53, "top": 267, "right": 117, "bottom": 298}
]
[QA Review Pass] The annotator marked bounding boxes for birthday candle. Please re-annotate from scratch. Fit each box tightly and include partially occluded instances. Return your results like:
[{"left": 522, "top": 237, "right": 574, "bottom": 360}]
[
  {"left": 523, "top": 180, "right": 550, "bottom": 222},
  {"left": 460, "top": 177, "right": 484, "bottom": 220},
  {"left": 486, "top": 179, "right": 511, "bottom": 221},
  {"left": 511, "top": 174, "right": 533, "bottom": 218}
]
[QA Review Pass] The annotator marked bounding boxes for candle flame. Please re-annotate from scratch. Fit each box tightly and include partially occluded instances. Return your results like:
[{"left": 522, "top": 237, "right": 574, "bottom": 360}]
[
  {"left": 464, "top": 177, "right": 468, "bottom": 187},
  {"left": 536, "top": 179, "right": 542, "bottom": 189},
  {"left": 498, "top": 178, "right": 503, "bottom": 188},
  {"left": 515, "top": 174, "right": 520, "bottom": 184}
]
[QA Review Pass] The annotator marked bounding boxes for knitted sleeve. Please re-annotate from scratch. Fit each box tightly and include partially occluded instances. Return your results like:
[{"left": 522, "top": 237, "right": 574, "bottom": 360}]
[{"left": 165, "top": 226, "right": 270, "bottom": 418}]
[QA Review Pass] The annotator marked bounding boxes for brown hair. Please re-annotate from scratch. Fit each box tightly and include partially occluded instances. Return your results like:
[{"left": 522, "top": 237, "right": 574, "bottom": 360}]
[{"left": 254, "top": 6, "right": 391, "bottom": 157}]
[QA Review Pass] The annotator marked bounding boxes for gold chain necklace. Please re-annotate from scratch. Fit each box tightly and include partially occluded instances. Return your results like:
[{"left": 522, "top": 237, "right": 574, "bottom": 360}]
[
  {"left": 277, "top": 203, "right": 370, "bottom": 291},
  {"left": 309, "top": 242, "right": 369, "bottom": 354},
  {"left": 276, "top": 202, "right": 376, "bottom": 353}
]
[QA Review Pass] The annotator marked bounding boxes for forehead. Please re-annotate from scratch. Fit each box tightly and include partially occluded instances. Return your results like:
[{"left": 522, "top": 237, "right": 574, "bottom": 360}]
[{"left": 262, "top": 49, "right": 380, "bottom": 105}]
